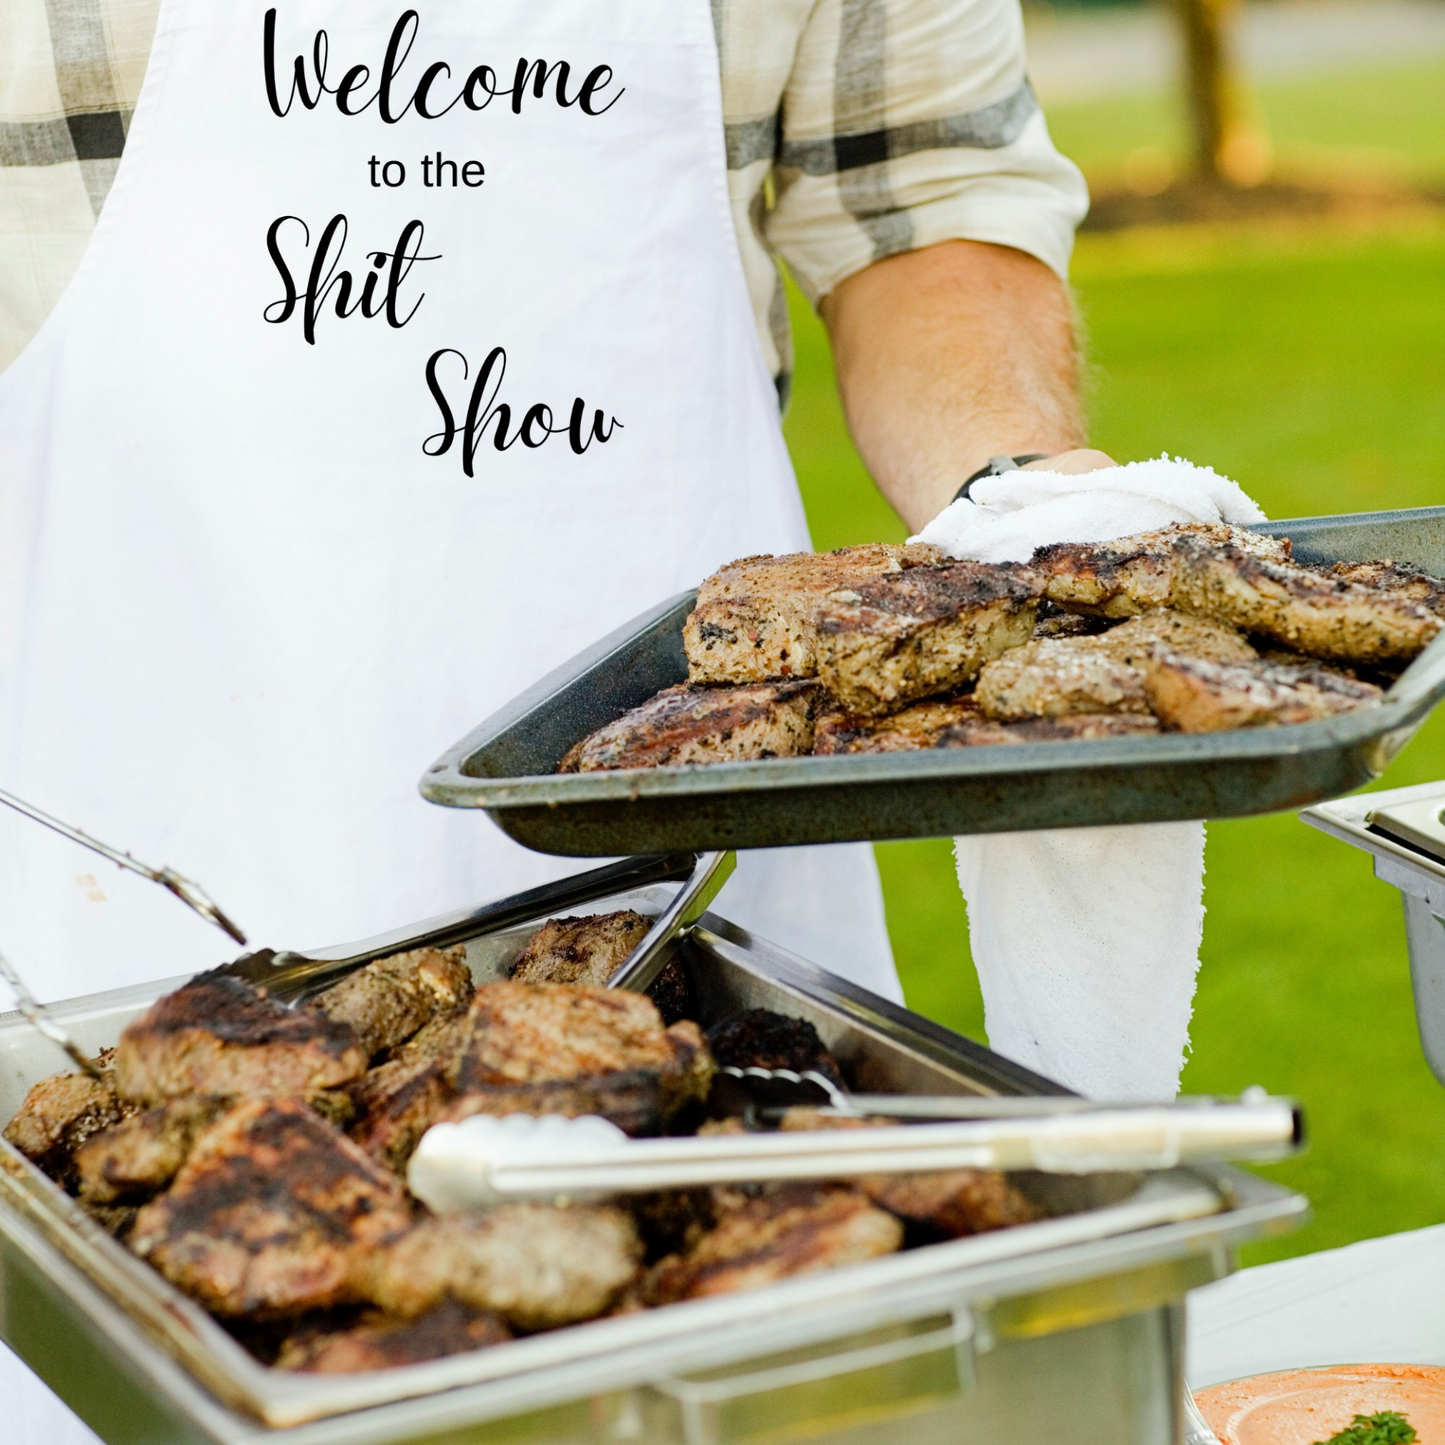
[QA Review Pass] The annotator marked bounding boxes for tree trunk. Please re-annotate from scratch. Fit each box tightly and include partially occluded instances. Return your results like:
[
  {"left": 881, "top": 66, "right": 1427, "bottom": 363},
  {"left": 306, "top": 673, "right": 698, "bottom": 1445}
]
[{"left": 1173, "top": 0, "right": 1270, "bottom": 185}]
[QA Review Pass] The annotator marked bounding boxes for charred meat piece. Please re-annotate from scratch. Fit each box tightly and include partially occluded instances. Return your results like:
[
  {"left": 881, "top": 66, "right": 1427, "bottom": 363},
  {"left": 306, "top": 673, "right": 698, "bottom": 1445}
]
[
  {"left": 361, "top": 1204, "right": 642, "bottom": 1331},
  {"left": 1033, "top": 523, "right": 1292, "bottom": 618},
  {"left": 813, "top": 562, "right": 1043, "bottom": 715},
  {"left": 963, "top": 713, "right": 1161, "bottom": 744},
  {"left": 705, "top": 1010, "right": 845, "bottom": 1089},
  {"left": 75, "top": 1097, "right": 226, "bottom": 1205},
  {"left": 309, "top": 947, "right": 473, "bottom": 1060},
  {"left": 441, "top": 983, "right": 715, "bottom": 1136},
  {"left": 1171, "top": 536, "right": 1442, "bottom": 663},
  {"left": 129, "top": 1097, "right": 413, "bottom": 1318},
  {"left": 1032, "top": 609, "right": 1114, "bottom": 640},
  {"left": 345, "top": 1056, "right": 455, "bottom": 1174},
  {"left": 276, "top": 1300, "right": 511, "bottom": 1373},
  {"left": 559, "top": 681, "right": 823, "bottom": 772},
  {"left": 1323, "top": 559, "right": 1445, "bottom": 615},
  {"left": 777, "top": 1110, "right": 1041, "bottom": 1239},
  {"left": 1143, "top": 651, "right": 1383, "bottom": 732},
  {"left": 513, "top": 911, "right": 649, "bottom": 986},
  {"left": 390, "top": 1004, "right": 472, "bottom": 1069},
  {"left": 639, "top": 1184, "right": 903, "bottom": 1304},
  {"left": 975, "top": 611, "right": 1255, "bottom": 721},
  {"left": 114, "top": 971, "right": 367, "bottom": 1104},
  {"left": 4, "top": 1065, "right": 135, "bottom": 1191},
  {"left": 683, "top": 544, "right": 944, "bottom": 684}
]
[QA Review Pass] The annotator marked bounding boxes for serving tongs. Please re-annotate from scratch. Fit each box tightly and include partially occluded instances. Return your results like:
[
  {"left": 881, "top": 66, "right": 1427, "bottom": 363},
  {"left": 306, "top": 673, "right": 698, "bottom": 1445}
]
[{"left": 407, "top": 1094, "right": 1302, "bottom": 1212}]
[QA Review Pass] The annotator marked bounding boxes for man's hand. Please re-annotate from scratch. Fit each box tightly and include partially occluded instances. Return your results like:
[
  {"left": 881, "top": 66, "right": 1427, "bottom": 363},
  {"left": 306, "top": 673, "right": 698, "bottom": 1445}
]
[{"left": 820, "top": 240, "right": 1109, "bottom": 533}]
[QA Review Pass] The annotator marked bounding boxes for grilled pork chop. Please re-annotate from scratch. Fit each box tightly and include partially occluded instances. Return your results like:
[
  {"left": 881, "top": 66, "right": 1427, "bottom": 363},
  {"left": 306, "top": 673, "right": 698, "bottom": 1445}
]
[
  {"left": 361, "top": 1204, "right": 642, "bottom": 1331},
  {"left": 559, "top": 680, "right": 823, "bottom": 771},
  {"left": 309, "top": 947, "right": 473, "bottom": 1060},
  {"left": 346, "top": 1056, "right": 455, "bottom": 1174},
  {"left": 512, "top": 911, "right": 650, "bottom": 986},
  {"left": 440, "top": 982, "right": 715, "bottom": 1136},
  {"left": 129, "top": 1097, "right": 413, "bottom": 1318},
  {"left": 975, "top": 611, "right": 1256, "bottom": 720},
  {"left": 276, "top": 1300, "right": 512, "bottom": 1373},
  {"left": 705, "top": 1010, "right": 846, "bottom": 1089},
  {"left": 1171, "top": 536, "right": 1442, "bottom": 663},
  {"left": 813, "top": 562, "right": 1043, "bottom": 715},
  {"left": 1323, "top": 559, "right": 1445, "bottom": 615},
  {"left": 683, "top": 544, "right": 944, "bottom": 684},
  {"left": 75, "top": 1097, "right": 225, "bottom": 1205},
  {"left": 3, "top": 1058, "right": 137, "bottom": 1191},
  {"left": 1033, "top": 523, "right": 1293, "bottom": 617},
  {"left": 1144, "top": 651, "right": 1383, "bottom": 732},
  {"left": 114, "top": 971, "right": 367, "bottom": 1104}
]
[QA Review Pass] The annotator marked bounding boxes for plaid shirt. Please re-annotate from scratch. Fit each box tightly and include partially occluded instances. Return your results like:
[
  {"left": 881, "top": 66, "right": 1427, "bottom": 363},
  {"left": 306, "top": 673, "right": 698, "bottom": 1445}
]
[{"left": 0, "top": 0, "right": 1086, "bottom": 395}]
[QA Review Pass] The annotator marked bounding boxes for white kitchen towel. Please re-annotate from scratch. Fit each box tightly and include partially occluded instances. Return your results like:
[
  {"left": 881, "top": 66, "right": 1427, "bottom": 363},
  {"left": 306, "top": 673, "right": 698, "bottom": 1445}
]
[{"left": 915, "top": 457, "right": 1265, "bottom": 1100}]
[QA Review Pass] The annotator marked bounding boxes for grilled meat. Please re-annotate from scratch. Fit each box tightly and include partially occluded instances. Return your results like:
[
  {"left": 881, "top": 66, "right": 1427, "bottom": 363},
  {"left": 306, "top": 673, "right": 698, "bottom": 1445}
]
[
  {"left": 1171, "top": 535, "right": 1442, "bottom": 663},
  {"left": 777, "top": 1110, "right": 1041, "bottom": 1239},
  {"left": 440, "top": 983, "right": 715, "bottom": 1136},
  {"left": 75, "top": 1097, "right": 225, "bottom": 1205},
  {"left": 361, "top": 1204, "right": 642, "bottom": 1331},
  {"left": 975, "top": 611, "right": 1255, "bottom": 720},
  {"left": 390, "top": 1004, "right": 471, "bottom": 1068},
  {"left": 346, "top": 1056, "right": 455, "bottom": 1174},
  {"left": 1032, "top": 523, "right": 1293, "bottom": 617},
  {"left": 276, "top": 1300, "right": 511, "bottom": 1373},
  {"left": 309, "top": 947, "right": 473, "bottom": 1060},
  {"left": 1143, "top": 651, "right": 1383, "bottom": 732},
  {"left": 3, "top": 1062, "right": 136, "bottom": 1191},
  {"left": 114, "top": 971, "right": 367, "bottom": 1104},
  {"left": 129, "top": 1097, "right": 413, "bottom": 1319},
  {"left": 639, "top": 1184, "right": 903, "bottom": 1304},
  {"left": 513, "top": 911, "right": 650, "bottom": 986},
  {"left": 813, "top": 561, "right": 1043, "bottom": 715},
  {"left": 683, "top": 544, "right": 944, "bottom": 684},
  {"left": 1323, "top": 559, "right": 1445, "bottom": 615},
  {"left": 559, "top": 680, "right": 823, "bottom": 772},
  {"left": 1033, "top": 609, "right": 1113, "bottom": 639},
  {"left": 705, "top": 1010, "right": 845, "bottom": 1089}
]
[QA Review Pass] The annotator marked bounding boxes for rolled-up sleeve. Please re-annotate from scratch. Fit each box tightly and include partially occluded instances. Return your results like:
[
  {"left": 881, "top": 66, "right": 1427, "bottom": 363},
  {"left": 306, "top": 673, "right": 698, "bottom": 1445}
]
[{"left": 765, "top": 0, "right": 1088, "bottom": 305}]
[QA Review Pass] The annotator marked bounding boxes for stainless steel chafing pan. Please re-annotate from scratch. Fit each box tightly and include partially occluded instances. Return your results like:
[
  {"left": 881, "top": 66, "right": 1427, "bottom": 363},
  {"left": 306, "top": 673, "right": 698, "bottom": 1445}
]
[
  {"left": 421, "top": 505, "right": 1445, "bottom": 856},
  {"left": 1, "top": 890, "right": 1305, "bottom": 1445}
]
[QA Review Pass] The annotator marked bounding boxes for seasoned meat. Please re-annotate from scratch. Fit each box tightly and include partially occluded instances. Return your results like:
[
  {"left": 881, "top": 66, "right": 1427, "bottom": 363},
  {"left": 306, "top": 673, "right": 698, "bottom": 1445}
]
[
  {"left": 346, "top": 1057, "right": 454, "bottom": 1174},
  {"left": 440, "top": 983, "right": 715, "bottom": 1136},
  {"left": 1143, "top": 651, "right": 1383, "bottom": 732},
  {"left": 75, "top": 1097, "right": 226, "bottom": 1205},
  {"left": 1171, "top": 535, "right": 1442, "bottom": 663},
  {"left": 309, "top": 947, "right": 473, "bottom": 1059},
  {"left": 963, "top": 714, "right": 1162, "bottom": 744},
  {"left": 360, "top": 1204, "right": 642, "bottom": 1331},
  {"left": 1032, "top": 523, "right": 1292, "bottom": 617},
  {"left": 4, "top": 1065, "right": 135, "bottom": 1190},
  {"left": 390, "top": 1004, "right": 471, "bottom": 1069},
  {"left": 559, "top": 681, "right": 823, "bottom": 772},
  {"left": 639, "top": 1184, "right": 903, "bottom": 1304},
  {"left": 813, "top": 562, "right": 1043, "bottom": 715},
  {"left": 114, "top": 971, "right": 367, "bottom": 1104},
  {"left": 1323, "top": 559, "right": 1445, "bottom": 615},
  {"left": 129, "top": 1097, "right": 413, "bottom": 1318},
  {"left": 705, "top": 1010, "right": 845, "bottom": 1089},
  {"left": 683, "top": 543, "right": 944, "bottom": 684},
  {"left": 276, "top": 1300, "right": 511, "bottom": 1373},
  {"left": 777, "top": 1110, "right": 1041, "bottom": 1238},
  {"left": 512, "top": 911, "right": 650, "bottom": 986},
  {"left": 975, "top": 611, "right": 1255, "bottom": 721},
  {"left": 1032, "top": 609, "right": 1113, "bottom": 639}
]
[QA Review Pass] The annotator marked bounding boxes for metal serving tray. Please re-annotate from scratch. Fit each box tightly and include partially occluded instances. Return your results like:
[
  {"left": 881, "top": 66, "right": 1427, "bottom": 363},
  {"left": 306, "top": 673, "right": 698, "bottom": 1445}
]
[
  {"left": 422, "top": 506, "right": 1445, "bottom": 856},
  {"left": 1, "top": 891, "right": 1305, "bottom": 1445}
]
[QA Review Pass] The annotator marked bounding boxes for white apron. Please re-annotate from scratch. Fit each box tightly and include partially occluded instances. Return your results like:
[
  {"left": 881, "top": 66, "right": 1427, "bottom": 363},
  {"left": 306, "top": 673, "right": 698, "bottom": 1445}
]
[{"left": 0, "top": 3, "right": 897, "bottom": 1432}]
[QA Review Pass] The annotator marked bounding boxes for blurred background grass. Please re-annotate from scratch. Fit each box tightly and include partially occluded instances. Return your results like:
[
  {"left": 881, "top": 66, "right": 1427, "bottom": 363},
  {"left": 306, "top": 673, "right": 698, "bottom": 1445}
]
[{"left": 781, "top": 34, "right": 1445, "bottom": 1265}]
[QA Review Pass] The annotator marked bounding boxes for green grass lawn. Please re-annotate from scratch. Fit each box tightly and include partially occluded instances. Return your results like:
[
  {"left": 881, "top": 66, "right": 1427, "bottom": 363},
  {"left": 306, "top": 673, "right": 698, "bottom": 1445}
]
[{"left": 781, "top": 146, "right": 1445, "bottom": 1261}]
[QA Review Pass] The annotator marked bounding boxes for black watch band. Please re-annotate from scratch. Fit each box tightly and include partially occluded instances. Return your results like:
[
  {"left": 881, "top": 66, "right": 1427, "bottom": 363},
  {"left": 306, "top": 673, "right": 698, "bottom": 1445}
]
[{"left": 952, "top": 453, "right": 1052, "bottom": 504}]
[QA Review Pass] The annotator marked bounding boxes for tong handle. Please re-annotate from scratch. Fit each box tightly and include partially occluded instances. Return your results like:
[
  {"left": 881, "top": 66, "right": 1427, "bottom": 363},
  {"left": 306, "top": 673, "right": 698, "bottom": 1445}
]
[{"left": 607, "top": 851, "right": 736, "bottom": 993}]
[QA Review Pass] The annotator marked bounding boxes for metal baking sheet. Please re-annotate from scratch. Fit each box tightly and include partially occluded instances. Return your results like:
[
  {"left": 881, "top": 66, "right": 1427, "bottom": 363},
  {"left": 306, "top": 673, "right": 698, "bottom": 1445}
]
[
  {"left": 420, "top": 506, "right": 1445, "bottom": 856},
  {"left": 0, "top": 891, "right": 1305, "bottom": 1441}
]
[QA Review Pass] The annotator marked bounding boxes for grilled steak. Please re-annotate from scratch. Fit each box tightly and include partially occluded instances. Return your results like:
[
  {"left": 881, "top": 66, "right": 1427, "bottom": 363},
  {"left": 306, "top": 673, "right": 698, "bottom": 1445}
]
[
  {"left": 559, "top": 680, "right": 823, "bottom": 772},
  {"left": 346, "top": 1056, "right": 455, "bottom": 1174},
  {"left": 777, "top": 1110, "right": 1041, "bottom": 1238},
  {"left": 309, "top": 947, "right": 473, "bottom": 1060},
  {"left": 1033, "top": 523, "right": 1292, "bottom": 617},
  {"left": 129, "top": 1097, "right": 413, "bottom": 1318},
  {"left": 114, "top": 971, "right": 367, "bottom": 1104},
  {"left": 361, "top": 1204, "right": 642, "bottom": 1331},
  {"left": 1144, "top": 651, "right": 1384, "bottom": 732},
  {"left": 639, "top": 1184, "right": 903, "bottom": 1304},
  {"left": 813, "top": 562, "right": 1043, "bottom": 715},
  {"left": 705, "top": 1010, "right": 845, "bottom": 1089},
  {"left": 276, "top": 1300, "right": 511, "bottom": 1373},
  {"left": 75, "top": 1097, "right": 225, "bottom": 1205},
  {"left": 1323, "top": 559, "right": 1445, "bottom": 615},
  {"left": 3, "top": 1062, "right": 136, "bottom": 1191},
  {"left": 390, "top": 1004, "right": 472, "bottom": 1068},
  {"left": 683, "top": 544, "right": 944, "bottom": 684},
  {"left": 1171, "top": 536, "right": 1442, "bottom": 663},
  {"left": 440, "top": 983, "right": 715, "bottom": 1136},
  {"left": 975, "top": 610, "right": 1255, "bottom": 720},
  {"left": 512, "top": 911, "right": 650, "bottom": 986}
]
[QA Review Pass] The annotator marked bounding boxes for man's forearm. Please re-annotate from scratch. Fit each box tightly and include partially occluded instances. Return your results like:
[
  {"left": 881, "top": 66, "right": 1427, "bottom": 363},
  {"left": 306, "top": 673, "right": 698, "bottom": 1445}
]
[{"left": 820, "top": 240, "right": 1091, "bottom": 534}]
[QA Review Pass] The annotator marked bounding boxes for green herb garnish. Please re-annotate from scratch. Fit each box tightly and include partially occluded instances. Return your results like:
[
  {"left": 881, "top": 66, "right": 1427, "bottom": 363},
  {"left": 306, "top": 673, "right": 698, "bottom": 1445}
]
[{"left": 1314, "top": 1411, "right": 1417, "bottom": 1445}]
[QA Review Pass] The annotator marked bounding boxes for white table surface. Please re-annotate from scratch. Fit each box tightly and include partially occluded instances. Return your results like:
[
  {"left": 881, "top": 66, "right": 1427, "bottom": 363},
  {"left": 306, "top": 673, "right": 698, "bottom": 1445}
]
[{"left": 1188, "top": 1224, "right": 1445, "bottom": 1389}]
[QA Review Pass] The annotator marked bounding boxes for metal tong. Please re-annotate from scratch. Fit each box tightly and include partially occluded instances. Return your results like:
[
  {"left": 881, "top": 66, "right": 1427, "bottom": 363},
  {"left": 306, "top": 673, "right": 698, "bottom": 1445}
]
[{"left": 407, "top": 1095, "right": 1302, "bottom": 1213}]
